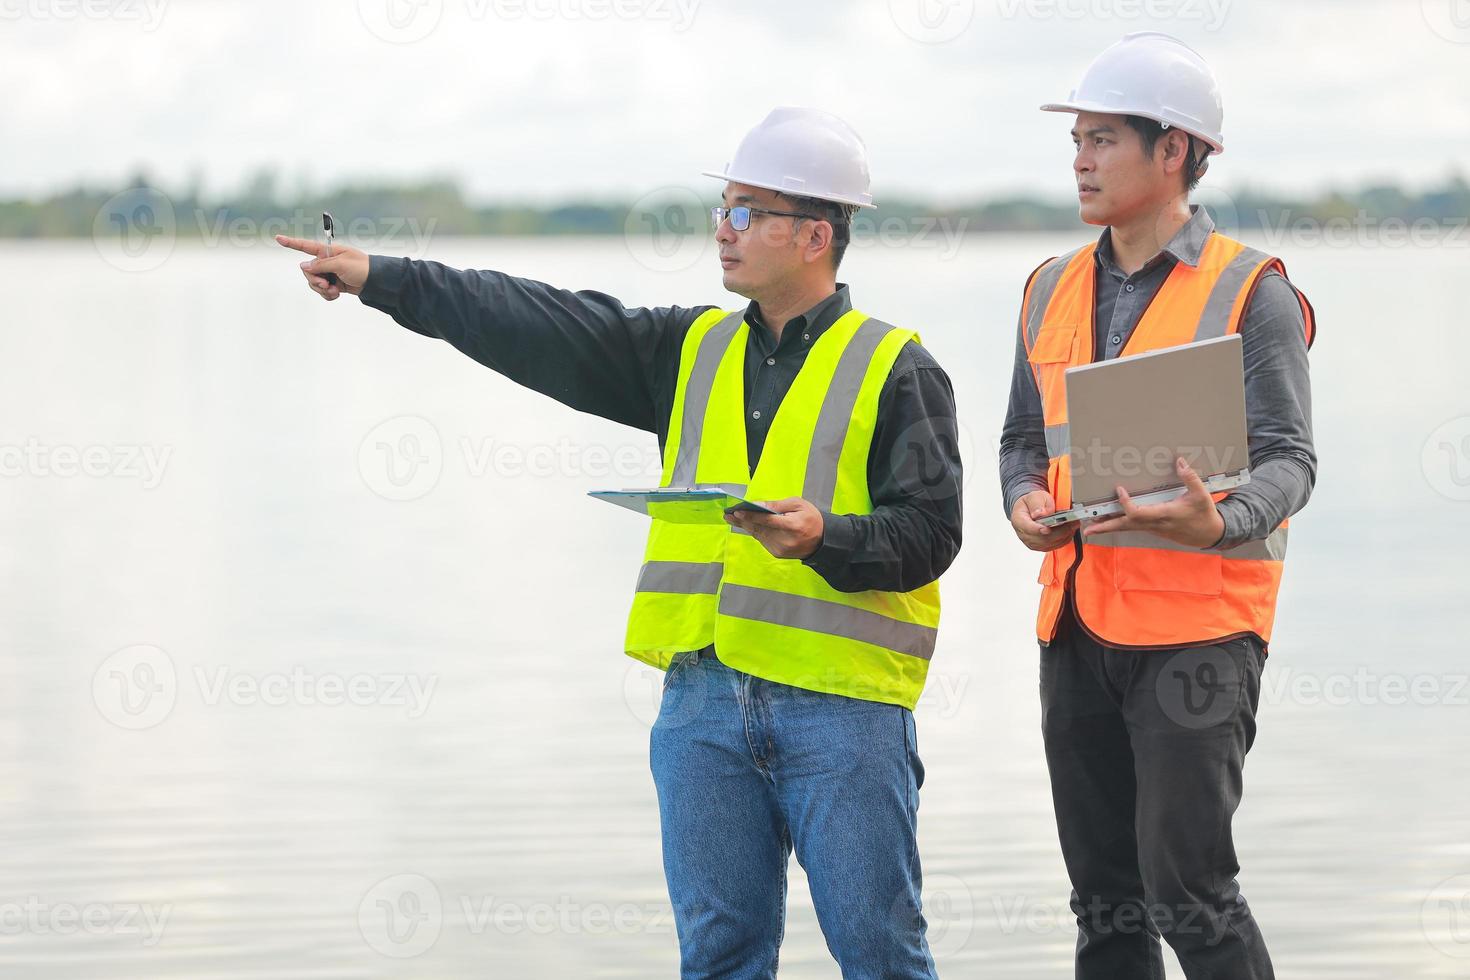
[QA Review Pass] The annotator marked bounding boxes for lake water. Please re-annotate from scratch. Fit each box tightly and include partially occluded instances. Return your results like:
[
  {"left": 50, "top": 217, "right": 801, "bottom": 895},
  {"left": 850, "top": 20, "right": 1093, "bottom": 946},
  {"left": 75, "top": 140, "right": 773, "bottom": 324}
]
[{"left": 2, "top": 233, "right": 1467, "bottom": 978}]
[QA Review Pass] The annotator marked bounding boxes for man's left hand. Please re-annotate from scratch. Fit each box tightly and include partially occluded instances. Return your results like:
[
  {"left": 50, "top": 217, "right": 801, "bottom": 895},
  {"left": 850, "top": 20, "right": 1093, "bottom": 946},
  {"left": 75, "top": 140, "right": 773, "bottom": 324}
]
[
  {"left": 724, "top": 497, "right": 825, "bottom": 559},
  {"left": 1082, "top": 457, "right": 1226, "bottom": 549}
]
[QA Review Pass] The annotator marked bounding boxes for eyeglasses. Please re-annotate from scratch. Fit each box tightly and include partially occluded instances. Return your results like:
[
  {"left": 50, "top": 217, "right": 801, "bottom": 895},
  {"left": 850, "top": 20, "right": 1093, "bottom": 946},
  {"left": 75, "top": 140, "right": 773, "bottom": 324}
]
[{"left": 710, "top": 205, "right": 817, "bottom": 232}]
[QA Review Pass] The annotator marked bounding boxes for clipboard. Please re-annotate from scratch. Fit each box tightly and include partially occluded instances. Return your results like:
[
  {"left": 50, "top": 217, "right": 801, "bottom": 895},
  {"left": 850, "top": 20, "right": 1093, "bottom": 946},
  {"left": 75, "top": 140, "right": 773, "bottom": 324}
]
[{"left": 588, "top": 486, "right": 777, "bottom": 525}]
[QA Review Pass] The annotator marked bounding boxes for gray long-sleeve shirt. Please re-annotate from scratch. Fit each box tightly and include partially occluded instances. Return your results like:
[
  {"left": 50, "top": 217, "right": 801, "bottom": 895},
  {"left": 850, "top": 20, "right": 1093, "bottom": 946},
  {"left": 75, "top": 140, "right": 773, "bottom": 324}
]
[{"left": 998, "top": 206, "right": 1316, "bottom": 551}]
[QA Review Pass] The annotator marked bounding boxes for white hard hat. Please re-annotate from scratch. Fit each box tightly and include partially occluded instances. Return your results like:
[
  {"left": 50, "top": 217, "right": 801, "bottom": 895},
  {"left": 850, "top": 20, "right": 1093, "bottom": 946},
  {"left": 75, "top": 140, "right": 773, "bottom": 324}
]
[
  {"left": 703, "top": 106, "right": 875, "bottom": 208},
  {"left": 1041, "top": 32, "right": 1225, "bottom": 155}
]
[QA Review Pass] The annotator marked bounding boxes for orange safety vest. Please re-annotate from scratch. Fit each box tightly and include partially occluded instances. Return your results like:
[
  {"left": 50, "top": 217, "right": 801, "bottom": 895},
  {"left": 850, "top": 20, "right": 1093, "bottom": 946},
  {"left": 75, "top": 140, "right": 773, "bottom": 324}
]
[{"left": 1022, "top": 231, "right": 1316, "bottom": 650}]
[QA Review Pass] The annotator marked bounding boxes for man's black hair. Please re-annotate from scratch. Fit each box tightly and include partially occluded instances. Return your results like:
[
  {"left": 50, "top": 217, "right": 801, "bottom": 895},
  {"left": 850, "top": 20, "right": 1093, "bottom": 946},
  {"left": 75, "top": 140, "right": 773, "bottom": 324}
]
[
  {"left": 779, "top": 193, "right": 857, "bottom": 271},
  {"left": 1124, "top": 115, "right": 1209, "bottom": 192}
]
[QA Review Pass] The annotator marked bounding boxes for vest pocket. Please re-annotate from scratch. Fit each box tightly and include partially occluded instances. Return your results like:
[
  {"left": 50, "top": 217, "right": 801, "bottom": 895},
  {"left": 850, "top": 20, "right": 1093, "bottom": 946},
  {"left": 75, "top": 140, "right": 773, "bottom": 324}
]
[
  {"left": 1112, "top": 546, "right": 1223, "bottom": 596},
  {"left": 1027, "top": 322, "right": 1078, "bottom": 364}
]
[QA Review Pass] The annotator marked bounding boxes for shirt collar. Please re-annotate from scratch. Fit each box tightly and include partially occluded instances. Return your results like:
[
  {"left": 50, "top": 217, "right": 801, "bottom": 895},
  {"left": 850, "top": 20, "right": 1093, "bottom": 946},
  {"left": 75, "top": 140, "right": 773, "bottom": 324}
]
[
  {"left": 745, "top": 283, "right": 853, "bottom": 349},
  {"left": 1095, "top": 204, "right": 1215, "bottom": 276}
]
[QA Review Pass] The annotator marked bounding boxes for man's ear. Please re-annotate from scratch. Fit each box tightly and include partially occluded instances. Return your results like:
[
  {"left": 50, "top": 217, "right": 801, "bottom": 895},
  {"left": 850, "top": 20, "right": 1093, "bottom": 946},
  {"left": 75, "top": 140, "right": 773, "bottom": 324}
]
[
  {"left": 1159, "top": 129, "right": 1193, "bottom": 180},
  {"left": 802, "top": 218, "right": 834, "bottom": 266}
]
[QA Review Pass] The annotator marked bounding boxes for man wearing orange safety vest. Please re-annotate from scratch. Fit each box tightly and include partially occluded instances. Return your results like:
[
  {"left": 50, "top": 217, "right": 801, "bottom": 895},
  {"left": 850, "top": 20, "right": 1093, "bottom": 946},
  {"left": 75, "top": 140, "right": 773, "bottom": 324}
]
[{"left": 999, "top": 34, "right": 1316, "bottom": 979}]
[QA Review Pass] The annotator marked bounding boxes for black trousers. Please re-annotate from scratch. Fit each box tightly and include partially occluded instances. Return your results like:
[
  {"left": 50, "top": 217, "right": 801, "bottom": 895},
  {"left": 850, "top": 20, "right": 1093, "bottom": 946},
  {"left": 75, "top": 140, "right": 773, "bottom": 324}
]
[{"left": 1040, "top": 602, "right": 1274, "bottom": 980}]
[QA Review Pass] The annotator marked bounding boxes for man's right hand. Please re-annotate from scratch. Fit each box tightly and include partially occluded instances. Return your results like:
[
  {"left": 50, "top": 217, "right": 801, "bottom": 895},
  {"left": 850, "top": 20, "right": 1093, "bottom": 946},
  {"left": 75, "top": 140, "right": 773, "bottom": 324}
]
[
  {"left": 276, "top": 235, "right": 370, "bottom": 301},
  {"left": 1011, "top": 490, "right": 1075, "bottom": 552}
]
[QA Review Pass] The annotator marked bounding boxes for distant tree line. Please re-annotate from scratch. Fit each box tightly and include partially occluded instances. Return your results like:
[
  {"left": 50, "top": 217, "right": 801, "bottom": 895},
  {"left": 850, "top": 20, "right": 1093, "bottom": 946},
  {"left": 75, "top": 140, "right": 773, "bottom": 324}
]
[{"left": 3, "top": 167, "right": 1466, "bottom": 240}]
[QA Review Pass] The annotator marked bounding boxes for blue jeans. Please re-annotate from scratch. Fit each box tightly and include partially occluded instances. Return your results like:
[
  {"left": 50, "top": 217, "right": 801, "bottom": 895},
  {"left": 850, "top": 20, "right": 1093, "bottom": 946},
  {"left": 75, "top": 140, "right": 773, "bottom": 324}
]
[{"left": 649, "top": 647, "right": 937, "bottom": 979}]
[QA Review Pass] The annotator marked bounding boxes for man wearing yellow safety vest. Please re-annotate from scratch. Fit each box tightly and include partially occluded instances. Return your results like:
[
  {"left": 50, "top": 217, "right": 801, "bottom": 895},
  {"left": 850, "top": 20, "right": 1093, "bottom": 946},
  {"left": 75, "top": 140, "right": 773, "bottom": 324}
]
[
  {"left": 279, "top": 107, "right": 960, "bottom": 977},
  {"left": 999, "top": 34, "right": 1316, "bottom": 979}
]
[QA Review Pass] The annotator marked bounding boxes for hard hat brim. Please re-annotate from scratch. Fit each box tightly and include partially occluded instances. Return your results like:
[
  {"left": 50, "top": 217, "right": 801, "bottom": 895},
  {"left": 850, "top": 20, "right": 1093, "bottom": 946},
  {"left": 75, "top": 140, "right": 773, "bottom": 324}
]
[
  {"left": 701, "top": 170, "right": 877, "bottom": 209},
  {"left": 1039, "top": 102, "right": 1225, "bottom": 155}
]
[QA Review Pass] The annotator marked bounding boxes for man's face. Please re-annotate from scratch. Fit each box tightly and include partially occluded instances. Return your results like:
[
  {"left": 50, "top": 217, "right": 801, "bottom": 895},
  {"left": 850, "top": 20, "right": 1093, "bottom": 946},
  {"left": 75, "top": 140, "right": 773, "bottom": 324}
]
[
  {"left": 1070, "top": 111, "right": 1175, "bottom": 227},
  {"left": 713, "top": 182, "right": 814, "bottom": 297}
]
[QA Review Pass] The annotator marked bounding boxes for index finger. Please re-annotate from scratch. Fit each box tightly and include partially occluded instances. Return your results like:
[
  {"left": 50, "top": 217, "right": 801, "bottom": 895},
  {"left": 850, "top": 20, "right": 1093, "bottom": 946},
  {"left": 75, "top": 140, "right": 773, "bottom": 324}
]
[{"left": 275, "top": 234, "right": 326, "bottom": 257}]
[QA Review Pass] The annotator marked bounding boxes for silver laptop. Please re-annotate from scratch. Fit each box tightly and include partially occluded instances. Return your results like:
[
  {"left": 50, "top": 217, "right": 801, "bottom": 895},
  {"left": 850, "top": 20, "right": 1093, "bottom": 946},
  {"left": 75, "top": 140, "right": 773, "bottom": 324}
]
[{"left": 1037, "top": 334, "right": 1251, "bottom": 527}]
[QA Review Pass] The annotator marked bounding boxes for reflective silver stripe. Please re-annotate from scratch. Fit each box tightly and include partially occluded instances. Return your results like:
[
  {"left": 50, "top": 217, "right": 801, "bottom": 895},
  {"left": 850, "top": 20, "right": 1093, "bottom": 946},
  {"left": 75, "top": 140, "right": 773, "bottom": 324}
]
[
  {"left": 802, "top": 317, "right": 894, "bottom": 512},
  {"left": 636, "top": 560, "right": 724, "bottom": 594},
  {"left": 1024, "top": 247, "right": 1086, "bottom": 350},
  {"left": 1044, "top": 422, "right": 1070, "bottom": 459},
  {"left": 1085, "top": 525, "right": 1288, "bottom": 561},
  {"left": 719, "top": 584, "right": 937, "bottom": 660},
  {"left": 671, "top": 312, "right": 746, "bottom": 485},
  {"left": 1193, "top": 246, "right": 1270, "bottom": 341}
]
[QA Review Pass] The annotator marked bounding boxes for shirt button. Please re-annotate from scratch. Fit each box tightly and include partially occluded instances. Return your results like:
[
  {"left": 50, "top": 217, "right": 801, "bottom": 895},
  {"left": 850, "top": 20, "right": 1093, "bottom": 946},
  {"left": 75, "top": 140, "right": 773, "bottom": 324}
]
[
  {"left": 1110, "top": 334, "right": 1121, "bottom": 345},
  {"left": 802, "top": 333, "right": 810, "bottom": 342},
  {"left": 1125, "top": 283, "right": 1135, "bottom": 292},
  {"left": 752, "top": 410, "right": 761, "bottom": 420},
  {"left": 766, "top": 357, "right": 775, "bottom": 366}
]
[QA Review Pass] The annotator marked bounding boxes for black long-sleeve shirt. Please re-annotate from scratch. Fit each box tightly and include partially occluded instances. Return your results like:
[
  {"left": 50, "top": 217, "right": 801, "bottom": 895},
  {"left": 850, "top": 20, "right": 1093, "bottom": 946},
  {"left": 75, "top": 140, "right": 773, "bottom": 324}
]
[{"left": 358, "top": 255, "right": 963, "bottom": 594}]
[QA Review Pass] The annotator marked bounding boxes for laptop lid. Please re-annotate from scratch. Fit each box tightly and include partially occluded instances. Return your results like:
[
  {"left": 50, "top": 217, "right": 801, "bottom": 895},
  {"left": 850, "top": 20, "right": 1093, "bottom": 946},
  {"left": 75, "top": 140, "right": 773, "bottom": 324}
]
[{"left": 1064, "top": 334, "right": 1249, "bottom": 507}]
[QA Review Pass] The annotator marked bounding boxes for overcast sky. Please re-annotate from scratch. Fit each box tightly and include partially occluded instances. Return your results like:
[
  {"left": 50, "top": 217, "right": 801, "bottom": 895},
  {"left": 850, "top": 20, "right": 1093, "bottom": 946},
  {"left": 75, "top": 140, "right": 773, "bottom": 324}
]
[{"left": 4, "top": 0, "right": 1467, "bottom": 204}]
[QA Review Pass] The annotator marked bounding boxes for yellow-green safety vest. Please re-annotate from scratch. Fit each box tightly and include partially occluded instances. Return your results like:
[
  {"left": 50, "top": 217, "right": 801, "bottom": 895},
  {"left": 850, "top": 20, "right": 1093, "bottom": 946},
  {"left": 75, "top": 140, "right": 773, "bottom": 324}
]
[{"left": 624, "top": 306, "right": 942, "bottom": 710}]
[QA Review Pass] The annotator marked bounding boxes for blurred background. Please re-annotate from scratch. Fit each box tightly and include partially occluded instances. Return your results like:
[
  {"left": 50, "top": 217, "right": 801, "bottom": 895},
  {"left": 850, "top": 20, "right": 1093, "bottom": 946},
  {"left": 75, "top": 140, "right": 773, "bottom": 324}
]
[{"left": 2, "top": 1, "right": 1468, "bottom": 976}]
